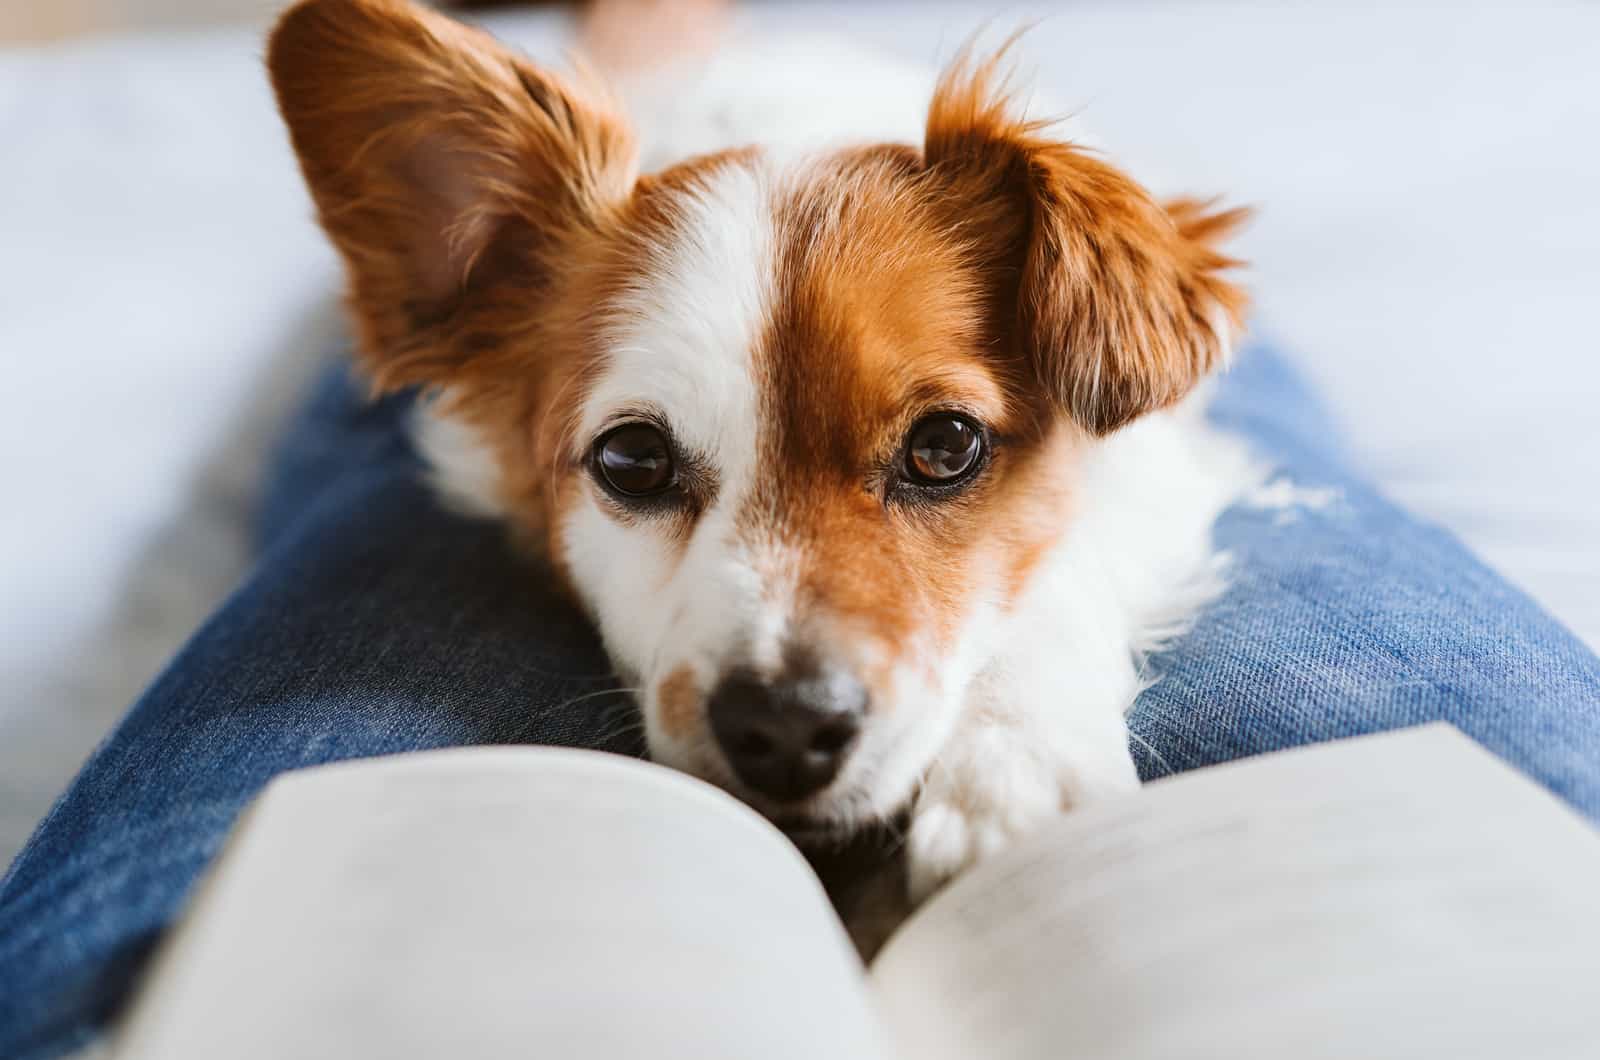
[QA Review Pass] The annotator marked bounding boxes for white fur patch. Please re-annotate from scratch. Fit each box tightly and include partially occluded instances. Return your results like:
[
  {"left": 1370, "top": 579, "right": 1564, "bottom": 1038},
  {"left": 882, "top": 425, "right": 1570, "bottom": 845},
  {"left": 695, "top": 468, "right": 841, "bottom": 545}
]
[
  {"left": 561, "top": 159, "right": 781, "bottom": 770},
  {"left": 576, "top": 161, "right": 773, "bottom": 458},
  {"left": 411, "top": 401, "right": 504, "bottom": 518},
  {"left": 905, "top": 404, "right": 1264, "bottom": 897}
]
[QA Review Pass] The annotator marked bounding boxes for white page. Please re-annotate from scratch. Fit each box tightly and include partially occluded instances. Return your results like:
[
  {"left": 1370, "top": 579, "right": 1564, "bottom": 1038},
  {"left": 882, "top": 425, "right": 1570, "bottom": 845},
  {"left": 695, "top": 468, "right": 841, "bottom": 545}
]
[
  {"left": 872, "top": 724, "right": 1600, "bottom": 1060},
  {"left": 114, "top": 747, "right": 887, "bottom": 1060}
]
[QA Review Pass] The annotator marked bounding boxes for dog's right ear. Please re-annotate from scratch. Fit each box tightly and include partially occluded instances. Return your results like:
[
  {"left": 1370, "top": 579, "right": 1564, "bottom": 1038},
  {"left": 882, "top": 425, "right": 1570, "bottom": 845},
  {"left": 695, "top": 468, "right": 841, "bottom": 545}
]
[
  {"left": 924, "top": 48, "right": 1248, "bottom": 436},
  {"left": 268, "top": 0, "right": 636, "bottom": 389}
]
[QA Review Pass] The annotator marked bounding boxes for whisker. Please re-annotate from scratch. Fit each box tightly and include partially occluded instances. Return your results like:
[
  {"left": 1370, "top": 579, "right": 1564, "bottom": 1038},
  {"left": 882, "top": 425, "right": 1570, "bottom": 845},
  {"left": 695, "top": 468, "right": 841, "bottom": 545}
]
[
  {"left": 548, "top": 686, "right": 642, "bottom": 714},
  {"left": 587, "top": 694, "right": 648, "bottom": 746},
  {"left": 522, "top": 666, "right": 627, "bottom": 683},
  {"left": 1126, "top": 726, "right": 1177, "bottom": 778},
  {"left": 594, "top": 720, "right": 648, "bottom": 746},
  {"left": 873, "top": 811, "right": 910, "bottom": 859}
]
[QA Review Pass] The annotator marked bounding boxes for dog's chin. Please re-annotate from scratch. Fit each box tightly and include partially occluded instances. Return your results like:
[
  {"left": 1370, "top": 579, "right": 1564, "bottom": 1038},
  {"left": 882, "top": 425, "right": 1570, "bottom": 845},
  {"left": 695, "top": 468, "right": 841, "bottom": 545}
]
[
  {"left": 770, "top": 813, "right": 853, "bottom": 846},
  {"left": 686, "top": 764, "right": 903, "bottom": 846},
  {"left": 709, "top": 783, "right": 886, "bottom": 842},
  {"left": 765, "top": 805, "right": 878, "bottom": 847},
  {"left": 760, "top": 773, "right": 918, "bottom": 849},
  {"left": 644, "top": 731, "right": 925, "bottom": 844},
  {"left": 788, "top": 808, "right": 915, "bottom": 961}
]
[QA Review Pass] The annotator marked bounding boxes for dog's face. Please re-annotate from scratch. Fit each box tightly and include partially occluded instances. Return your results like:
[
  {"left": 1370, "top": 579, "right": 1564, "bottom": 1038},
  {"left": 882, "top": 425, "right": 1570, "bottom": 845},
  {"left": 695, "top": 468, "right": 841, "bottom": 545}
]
[
  {"left": 555, "top": 149, "right": 1092, "bottom": 830},
  {"left": 269, "top": 0, "right": 1244, "bottom": 832}
]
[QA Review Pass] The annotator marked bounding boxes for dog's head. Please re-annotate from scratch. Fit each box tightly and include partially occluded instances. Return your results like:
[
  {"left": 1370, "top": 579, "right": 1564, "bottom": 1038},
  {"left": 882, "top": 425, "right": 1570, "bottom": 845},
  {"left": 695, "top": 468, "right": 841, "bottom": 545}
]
[{"left": 269, "top": 0, "right": 1245, "bottom": 832}]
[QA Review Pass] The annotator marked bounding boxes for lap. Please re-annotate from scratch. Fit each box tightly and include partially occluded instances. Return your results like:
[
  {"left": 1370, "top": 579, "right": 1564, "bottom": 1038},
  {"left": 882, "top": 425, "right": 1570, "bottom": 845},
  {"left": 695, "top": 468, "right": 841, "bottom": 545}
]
[
  {"left": 3, "top": 343, "right": 1598, "bottom": 1059},
  {"left": 0, "top": 364, "right": 637, "bottom": 1060}
]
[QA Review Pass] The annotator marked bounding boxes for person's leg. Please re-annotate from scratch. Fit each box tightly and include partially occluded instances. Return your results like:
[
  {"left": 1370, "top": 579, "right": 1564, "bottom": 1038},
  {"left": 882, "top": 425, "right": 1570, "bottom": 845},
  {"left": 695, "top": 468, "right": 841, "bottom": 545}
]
[
  {"left": 1131, "top": 346, "right": 1600, "bottom": 817},
  {"left": 6, "top": 342, "right": 1600, "bottom": 1060},
  {"left": 0, "top": 361, "right": 640, "bottom": 1060}
]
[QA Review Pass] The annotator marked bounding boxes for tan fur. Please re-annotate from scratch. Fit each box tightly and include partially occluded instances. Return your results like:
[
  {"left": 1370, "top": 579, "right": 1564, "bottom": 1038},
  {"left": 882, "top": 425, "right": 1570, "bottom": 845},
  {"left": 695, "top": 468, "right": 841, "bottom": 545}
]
[
  {"left": 269, "top": 0, "right": 1247, "bottom": 811},
  {"left": 656, "top": 664, "right": 699, "bottom": 742},
  {"left": 925, "top": 46, "right": 1249, "bottom": 435},
  {"left": 268, "top": 0, "right": 754, "bottom": 568},
  {"left": 733, "top": 145, "right": 1085, "bottom": 705},
  {"left": 268, "top": 0, "right": 636, "bottom": 385}
]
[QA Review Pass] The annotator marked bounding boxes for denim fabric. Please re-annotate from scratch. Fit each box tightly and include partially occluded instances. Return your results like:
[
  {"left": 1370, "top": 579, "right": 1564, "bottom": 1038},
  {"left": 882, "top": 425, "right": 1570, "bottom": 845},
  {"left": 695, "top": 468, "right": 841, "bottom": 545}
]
[
  {"left": 2, "top": 344, "right": 1598, "bottom": 1059},
  {"left": 1129, "top": 352, "right": 1600, "bottom": 816},
  {"left": 0, "top": 369, "right": 643, "bottom": 1060}
]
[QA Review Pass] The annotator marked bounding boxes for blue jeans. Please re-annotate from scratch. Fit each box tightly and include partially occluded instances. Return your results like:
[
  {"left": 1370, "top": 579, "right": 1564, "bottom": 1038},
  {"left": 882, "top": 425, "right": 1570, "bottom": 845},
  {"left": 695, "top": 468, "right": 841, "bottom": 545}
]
[{"left": 3, "top": 343, "right": 1598, "bottom": 1060}]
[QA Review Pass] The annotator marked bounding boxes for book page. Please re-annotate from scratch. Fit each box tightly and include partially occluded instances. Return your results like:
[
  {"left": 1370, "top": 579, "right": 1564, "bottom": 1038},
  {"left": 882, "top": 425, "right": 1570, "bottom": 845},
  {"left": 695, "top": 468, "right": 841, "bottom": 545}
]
[
  {"left": 872, "top": 724, "right": 1600, "bottom": 1060},
  {"left": 114, "top": 747, "right": 888, "bottom": 1060}
]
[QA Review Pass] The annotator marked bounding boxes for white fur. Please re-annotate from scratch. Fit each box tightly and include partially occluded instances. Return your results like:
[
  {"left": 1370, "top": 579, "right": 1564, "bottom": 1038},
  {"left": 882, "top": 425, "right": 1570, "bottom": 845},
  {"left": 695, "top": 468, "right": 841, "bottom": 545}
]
[
  {"left": 417, "top": 32, "right": 1265, "bottom": 898},
  {"left": 560, "top": 161, "right": 785, "bottom": 779},
  {"left": 412, "top": 401, "right": 506, "bottom": 518},
  {"left": 905, "top": 405, "right": 1261, "bottom": 898}
]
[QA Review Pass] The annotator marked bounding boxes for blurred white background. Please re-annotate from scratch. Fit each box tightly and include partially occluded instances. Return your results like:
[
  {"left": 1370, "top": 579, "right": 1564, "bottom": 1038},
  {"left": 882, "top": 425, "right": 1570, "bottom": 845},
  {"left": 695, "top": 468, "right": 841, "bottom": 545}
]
[
  {"left": 0, "top": 0, "right": 280, "bottom": 43},
  {"left": 2, "top": 1, "right": 1597, "bottom": 861}
]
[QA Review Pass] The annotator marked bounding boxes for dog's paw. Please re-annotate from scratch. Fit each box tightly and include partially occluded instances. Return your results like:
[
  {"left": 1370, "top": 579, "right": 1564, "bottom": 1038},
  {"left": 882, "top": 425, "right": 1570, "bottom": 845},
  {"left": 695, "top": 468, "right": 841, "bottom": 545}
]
[
  {"left": 905, "top": 756, "right": 1057, "bottom": 904},
  {"left": 904, "top": 728, "right": 1140, "bottom": 904}
]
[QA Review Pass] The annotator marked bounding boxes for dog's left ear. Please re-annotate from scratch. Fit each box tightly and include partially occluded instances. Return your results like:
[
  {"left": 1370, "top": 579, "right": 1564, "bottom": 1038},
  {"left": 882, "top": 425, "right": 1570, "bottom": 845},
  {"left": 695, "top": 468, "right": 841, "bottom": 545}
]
[
  {"left": 268, "top": 0, "right": 636, "bottom": 390},
  {"left": 925, "top": 52, "right": 1249, "bottom": 436}
]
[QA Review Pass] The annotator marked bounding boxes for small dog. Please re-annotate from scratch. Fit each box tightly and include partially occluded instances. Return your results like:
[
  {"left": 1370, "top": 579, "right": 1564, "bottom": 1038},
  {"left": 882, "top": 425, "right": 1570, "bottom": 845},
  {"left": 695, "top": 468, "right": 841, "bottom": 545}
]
[{"left": 268, "top": 0, "right": 1256, "bottom": 904}]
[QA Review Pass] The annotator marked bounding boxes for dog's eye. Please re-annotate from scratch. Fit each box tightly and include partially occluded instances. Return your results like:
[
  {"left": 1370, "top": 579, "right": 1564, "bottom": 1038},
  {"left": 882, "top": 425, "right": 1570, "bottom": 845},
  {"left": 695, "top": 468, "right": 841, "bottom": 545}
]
[
  {"left": 595, "top": 424, "right": 677, "bottom": 497},
  {"left": 905, "top": 414, "right": 984, "bottom": 485}
]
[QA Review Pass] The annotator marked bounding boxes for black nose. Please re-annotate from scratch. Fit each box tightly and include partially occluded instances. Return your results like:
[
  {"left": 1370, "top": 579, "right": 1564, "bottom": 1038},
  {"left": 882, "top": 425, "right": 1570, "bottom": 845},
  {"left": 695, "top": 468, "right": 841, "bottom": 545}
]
[{"left": 707, "top": 666, "right": 867, "bottom": 802}]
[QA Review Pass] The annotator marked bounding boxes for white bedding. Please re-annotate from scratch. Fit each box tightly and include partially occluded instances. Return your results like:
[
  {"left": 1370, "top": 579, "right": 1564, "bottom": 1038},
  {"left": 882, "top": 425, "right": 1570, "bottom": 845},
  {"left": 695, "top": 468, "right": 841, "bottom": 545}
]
[{"left": 3, "top": 2, "right": 1596, "bottom": 861}]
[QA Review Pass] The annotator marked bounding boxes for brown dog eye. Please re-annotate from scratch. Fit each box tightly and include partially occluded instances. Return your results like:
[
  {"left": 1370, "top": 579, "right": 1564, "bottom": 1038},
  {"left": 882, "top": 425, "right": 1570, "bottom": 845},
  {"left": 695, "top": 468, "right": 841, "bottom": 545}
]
[
  {"left": 906, "top": 414, "right": 984, "bottom": 485},
  {"left": 595, "top": 424, "right": 677, "bottom": 497}
]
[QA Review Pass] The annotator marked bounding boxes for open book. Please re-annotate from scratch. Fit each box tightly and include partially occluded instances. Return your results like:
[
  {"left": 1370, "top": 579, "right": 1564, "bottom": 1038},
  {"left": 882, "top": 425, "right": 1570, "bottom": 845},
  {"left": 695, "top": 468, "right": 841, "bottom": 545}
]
[{"left": 111, "top": 725, "right": 1600, "bottom": 1059}]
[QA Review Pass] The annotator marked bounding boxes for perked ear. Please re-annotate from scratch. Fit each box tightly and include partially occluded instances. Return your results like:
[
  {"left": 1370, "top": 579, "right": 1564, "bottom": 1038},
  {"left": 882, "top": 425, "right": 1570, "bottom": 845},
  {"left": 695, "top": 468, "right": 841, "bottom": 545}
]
[
  {"left": 267, "top": 0, "right": 637, "bottom": 390},
  {"left": 925, "top": 50, "right": 1249, "bottom": 436}
]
